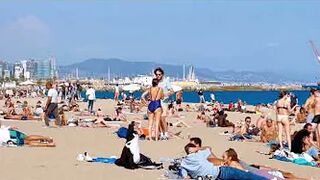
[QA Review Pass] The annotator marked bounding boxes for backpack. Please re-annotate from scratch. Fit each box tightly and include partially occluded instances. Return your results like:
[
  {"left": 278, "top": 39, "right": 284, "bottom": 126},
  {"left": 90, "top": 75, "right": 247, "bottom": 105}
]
[{"left": 116, "top": 127, "right": 128, "bottom": 139}]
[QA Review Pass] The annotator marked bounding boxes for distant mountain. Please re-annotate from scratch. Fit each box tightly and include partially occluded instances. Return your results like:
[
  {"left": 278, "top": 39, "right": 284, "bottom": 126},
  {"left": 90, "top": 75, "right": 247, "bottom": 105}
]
[{"left": 58, "top": 58, "right": 302, "bottom": 83}]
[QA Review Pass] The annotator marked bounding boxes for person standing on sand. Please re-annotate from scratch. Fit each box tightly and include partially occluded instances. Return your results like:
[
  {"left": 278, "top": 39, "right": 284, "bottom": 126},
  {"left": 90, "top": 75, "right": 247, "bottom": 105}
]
[
  {"left": 304, "top": 88, "right": 316, "bottom": 123},
  {"left": 312, "top": 90, "right": 320, "bottom": 147},
  {"left": 276, "top": 91, "right": 293, "bottom": 150},
  {"left": 198, "top": 89, "right": 205, "bottom": 103},
  {"left": 44, "top": 82, "right": 61, "bottom": 127},
  {"left": 86, "top": 85, "right": 96, "bottom": 113},
  {"left": 114, "top": 84, "right": 120, "bottom": 102},
  {"left": 154, "top": 67, "right": 173, "bottom": 140},
  {"left": 210, "top": 93, "right": 215, "bottom": 103},
  {"left": 141, "top": 78, "right": 164, "bottom": 141}
]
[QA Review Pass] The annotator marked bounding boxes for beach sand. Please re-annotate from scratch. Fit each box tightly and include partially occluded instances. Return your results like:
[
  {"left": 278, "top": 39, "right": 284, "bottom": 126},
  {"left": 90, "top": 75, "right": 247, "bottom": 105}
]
[{"left": 0, "top": 98, "right": 318, "bottom": 180}]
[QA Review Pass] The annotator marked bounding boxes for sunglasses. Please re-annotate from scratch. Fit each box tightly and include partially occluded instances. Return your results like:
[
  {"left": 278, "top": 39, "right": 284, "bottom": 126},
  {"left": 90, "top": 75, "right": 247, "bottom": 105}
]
[{"left": 156, "top": 73, "right": 162, "bottom": 76}]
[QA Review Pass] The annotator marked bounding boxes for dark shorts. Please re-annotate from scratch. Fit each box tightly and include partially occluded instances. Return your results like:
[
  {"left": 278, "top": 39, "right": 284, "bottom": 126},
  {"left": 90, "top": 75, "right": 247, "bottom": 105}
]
[
  {"left": 46, "top": 103, "right": 58, "bottom": 115},
  {"left": 312, "top": 114, "right": 320, "bottom": 124},
  {"left": 176, "top": 99, "right": 182, "bottom": 105}
]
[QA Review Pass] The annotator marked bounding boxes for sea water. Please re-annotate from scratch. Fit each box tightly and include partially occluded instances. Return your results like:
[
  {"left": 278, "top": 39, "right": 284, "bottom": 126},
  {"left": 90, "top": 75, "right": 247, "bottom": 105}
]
[{"left": 82, "top": 90, "right": 310, "bottom": 105}]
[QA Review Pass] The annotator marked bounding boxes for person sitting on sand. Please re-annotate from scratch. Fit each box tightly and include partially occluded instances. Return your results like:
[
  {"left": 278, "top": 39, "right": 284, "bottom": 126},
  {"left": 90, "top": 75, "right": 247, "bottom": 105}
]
[
  {"left": 129, "top": 97, "right": 141, "bottom": 113},
  {"left": 5, "top": 98, "right": 15, "bottom": 116},
  {"left": 113, "top": 107, "right": 127, "bottom": 122},
  {"left": 4, "top": 101, "right": 41, "bottom": 121},
  {"left": 69, "top": 96, "right": 80, "bottom": 112},
  {"left": 296, "top": 107, "right": 307, "bottom": 123},
  {"left": 222, "top": 148, "right": 245, "bottom": 171},
  {"left": 93, "top": 108, "right": 109, "bottom": 127},
  {"left": 185, "top": 104, "right": 193, "bottom": 112},
  {"left": 231, "top": 117, "right": 258, "bottom": 141},
  {"left": 216, "top": 110, "right": 234, "bottom": 128},
  {"left": 303, "top": 123, "right": 318, "bottom": 147},
  {"left": 260, "top": 118, "right": 278, "bottom": 143},
  {"left": 255, "top": 114, "right": 266, "bottom": 130},
  {"left": 291, "top": 129, "right": 319, "bottom": 160},
  {"left": 0, "top": 126, "right": 55, "bottom": 147},
  {"left": 180, "top": 143, "right": 268, "bottom": 180},
  {"left": 176, "top": 90, "right": 183, "bottom": 110},
  {"left": 197, "top": 111, "right": 210, "bottom": 122},
  {"left": 21, "top": 101, "right": 33, "bottom": 120},
  {"left": 34, "top": 101, "right": 44, "bottom": 116}
]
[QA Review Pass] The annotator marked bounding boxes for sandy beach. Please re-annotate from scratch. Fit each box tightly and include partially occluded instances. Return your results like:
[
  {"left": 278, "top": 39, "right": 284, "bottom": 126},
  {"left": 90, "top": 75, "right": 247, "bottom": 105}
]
[{"left": 0, "top": 98, "right": 319, "bottom": 180}]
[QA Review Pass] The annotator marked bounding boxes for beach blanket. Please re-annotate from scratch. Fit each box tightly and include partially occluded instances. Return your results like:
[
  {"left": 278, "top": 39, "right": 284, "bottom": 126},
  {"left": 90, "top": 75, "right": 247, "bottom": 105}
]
[
  {"left": 3, "top": 116, "right": 40, "bottom": 121},
  {"left": 92, "top": 157, "right": 117, "bottom": 164},
  {"left": 272, "top": 149, "right": 319, "bottom": 167},
  {"left": 229, "top": 134, "right": 253, "bottom": 141}
]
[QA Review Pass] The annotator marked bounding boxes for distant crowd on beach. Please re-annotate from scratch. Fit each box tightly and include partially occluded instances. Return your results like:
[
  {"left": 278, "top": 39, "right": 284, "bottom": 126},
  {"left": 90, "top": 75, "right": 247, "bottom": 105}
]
[{"left": 1, "top": 66, "right": 320, "bottom": 179}]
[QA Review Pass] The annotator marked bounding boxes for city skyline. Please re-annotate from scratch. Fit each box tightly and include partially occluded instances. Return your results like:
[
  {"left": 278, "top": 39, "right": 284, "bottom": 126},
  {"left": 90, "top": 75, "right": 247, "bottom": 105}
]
[{"left": 0, "top": 1, "right": 320, "bottom": 81}]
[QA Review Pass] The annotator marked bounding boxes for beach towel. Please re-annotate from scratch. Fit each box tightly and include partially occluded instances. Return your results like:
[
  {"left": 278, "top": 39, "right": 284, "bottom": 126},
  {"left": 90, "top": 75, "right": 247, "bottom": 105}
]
[
  {"left": 9, "top": 130, "right": 27, "bottom": 145},
  {"left": 92, "top": 157, "right": 117, "bottom": 164},
  {"left": 273, "top": 149, "right": 318, "bottom": 167},
  {"left": 229, "top": 134, "right": 252, "bottom": 141}
]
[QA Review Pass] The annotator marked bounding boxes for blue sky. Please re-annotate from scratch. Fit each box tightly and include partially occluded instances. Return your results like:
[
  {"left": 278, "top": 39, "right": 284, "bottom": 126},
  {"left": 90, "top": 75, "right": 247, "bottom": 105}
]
[{"left": 0, "top": 1, "right": 319, "bottom": 80}]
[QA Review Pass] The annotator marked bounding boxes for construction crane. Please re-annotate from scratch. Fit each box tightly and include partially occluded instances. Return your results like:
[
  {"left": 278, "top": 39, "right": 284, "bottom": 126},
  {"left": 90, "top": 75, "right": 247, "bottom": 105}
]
[{"left": 309, "top": 40, "right": 320, "bottom": 63}]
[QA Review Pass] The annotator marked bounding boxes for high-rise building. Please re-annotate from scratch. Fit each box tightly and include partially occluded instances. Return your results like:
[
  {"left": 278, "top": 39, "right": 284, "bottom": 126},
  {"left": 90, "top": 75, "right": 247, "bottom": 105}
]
[
  {"left": 49, "top": 56, "right": 58, "bottom": 79},
  {"left": 21, "top": 59, "right": 37, "bottom": 80},
  {"left": 0, "top": 61, "right": 4, "bottom": 78},
  {"left": 3, "top": 70, "right": 10, "bottom": 79},
  {"left": 36, "top": 59, "right": 52, "bottom": 80},
  {"left": 13, "top": 62, "right": 23, "bottom": 79}
]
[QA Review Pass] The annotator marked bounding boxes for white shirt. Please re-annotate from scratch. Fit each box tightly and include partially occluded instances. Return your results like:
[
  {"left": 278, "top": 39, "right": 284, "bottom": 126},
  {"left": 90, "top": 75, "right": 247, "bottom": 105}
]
[
  {"left": 115, "top": 86, "right": 119, "bottom": 93},
  {"left": 210, "top": 94, "right": 215, "bottom": 101},
  {"left": 48, "top": 88, "right": 58, "bottom": 103},
  {"left": 158, "top": 77, "right": 172, "bottom": 98},
  {"left": 86, "top": 88, "right": 96, "bottom": 100}
]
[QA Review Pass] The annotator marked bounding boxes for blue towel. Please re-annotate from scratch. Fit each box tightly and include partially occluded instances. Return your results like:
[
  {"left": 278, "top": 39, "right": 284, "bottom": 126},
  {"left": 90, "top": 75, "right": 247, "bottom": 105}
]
[{"left": 92, "top": 157, "right": 117, "bottom": 164}]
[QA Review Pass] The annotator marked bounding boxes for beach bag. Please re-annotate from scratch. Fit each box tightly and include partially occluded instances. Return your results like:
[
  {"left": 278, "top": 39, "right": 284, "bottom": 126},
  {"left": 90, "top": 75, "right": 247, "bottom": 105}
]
[{"left": 116, "top": 127, "right": 128, "bottom": 139}]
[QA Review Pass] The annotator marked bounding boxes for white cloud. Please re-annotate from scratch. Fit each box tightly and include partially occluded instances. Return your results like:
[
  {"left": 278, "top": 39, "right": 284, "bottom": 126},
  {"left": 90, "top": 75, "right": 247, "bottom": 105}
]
[
  {"left": 7, "top": 15, "right": 50, "bottom": 34},
  {"left": 0, "top": 15, "right": 52, "bottom": 60}
]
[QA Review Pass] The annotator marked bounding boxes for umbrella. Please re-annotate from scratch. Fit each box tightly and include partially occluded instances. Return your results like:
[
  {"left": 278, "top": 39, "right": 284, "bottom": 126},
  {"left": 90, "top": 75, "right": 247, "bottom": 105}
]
[
  {"left": 171, "top": 85, "right": 182, "bottom": 92},
  {"left": 20, "top": 80, "right": 35, "bottom": 86},
  {"left": 122, "top": 84, "right": 141, "bottom": 92}
]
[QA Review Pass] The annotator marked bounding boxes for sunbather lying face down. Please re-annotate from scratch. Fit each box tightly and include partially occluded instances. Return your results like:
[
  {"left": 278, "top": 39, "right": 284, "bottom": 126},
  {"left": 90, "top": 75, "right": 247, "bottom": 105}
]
[{"left": 0, "top": 127, "right": 55, "bottom": 147}]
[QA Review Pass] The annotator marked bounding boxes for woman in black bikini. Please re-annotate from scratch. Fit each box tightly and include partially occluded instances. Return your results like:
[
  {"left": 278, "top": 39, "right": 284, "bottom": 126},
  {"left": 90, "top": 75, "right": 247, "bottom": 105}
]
[{"left": 276, "top": 91, "right": 293, "bottom": 150}]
